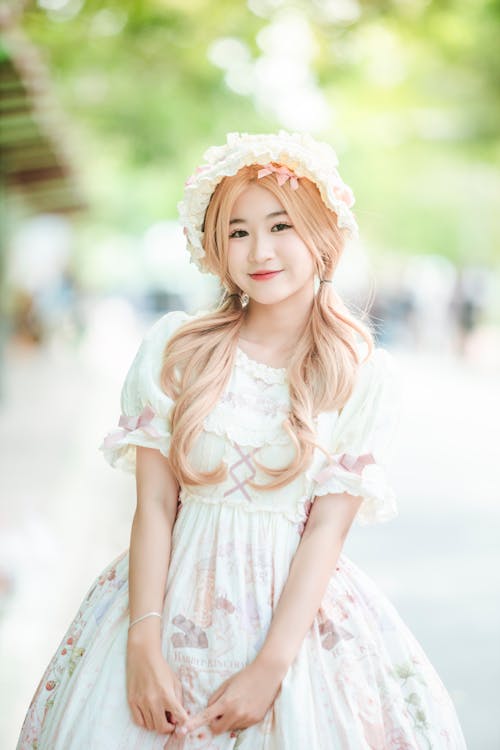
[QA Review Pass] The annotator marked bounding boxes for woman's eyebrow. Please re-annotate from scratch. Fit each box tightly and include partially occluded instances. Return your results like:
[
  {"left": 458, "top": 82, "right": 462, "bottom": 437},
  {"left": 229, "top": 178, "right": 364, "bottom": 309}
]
[{"left": 229, "top": 210, "right": 289, "bottom": 226}]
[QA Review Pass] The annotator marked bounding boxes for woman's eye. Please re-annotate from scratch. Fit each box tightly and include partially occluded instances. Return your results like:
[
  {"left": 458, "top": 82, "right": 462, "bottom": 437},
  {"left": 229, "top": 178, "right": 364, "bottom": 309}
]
[{"left": 229, "top": 223, "right": 292, "bottom": 239}]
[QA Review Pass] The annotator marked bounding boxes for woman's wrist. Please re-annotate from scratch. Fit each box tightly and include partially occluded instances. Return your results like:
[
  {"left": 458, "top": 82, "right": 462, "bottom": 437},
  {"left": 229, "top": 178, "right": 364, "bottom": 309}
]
[
  {"left": 127, "top": 615, "right": 163, "bottom": 652},
  {"left": 253, "top": 648, "right": 290, "bottom": 681},
  {"left": 128, "top": 610, "right": 162, "bottom": 630}
]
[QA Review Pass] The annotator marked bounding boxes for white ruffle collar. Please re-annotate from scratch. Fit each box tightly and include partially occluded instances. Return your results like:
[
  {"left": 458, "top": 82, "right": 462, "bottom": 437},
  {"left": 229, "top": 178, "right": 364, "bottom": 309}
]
[{"left": 235, "top": 345, "right": 288, "bottom": 385}]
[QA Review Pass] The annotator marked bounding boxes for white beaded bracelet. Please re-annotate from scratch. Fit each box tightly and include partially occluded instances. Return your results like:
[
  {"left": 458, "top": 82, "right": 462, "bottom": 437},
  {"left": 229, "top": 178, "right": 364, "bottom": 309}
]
[{"left": 128, "top": 611, "right": 162, "bottom": 630}]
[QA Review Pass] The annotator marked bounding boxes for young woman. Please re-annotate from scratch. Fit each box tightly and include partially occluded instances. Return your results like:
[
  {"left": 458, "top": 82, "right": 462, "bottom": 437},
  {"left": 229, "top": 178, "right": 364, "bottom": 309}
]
[{"left": 16, "top": 130, "right": 467, "bottom": 748}]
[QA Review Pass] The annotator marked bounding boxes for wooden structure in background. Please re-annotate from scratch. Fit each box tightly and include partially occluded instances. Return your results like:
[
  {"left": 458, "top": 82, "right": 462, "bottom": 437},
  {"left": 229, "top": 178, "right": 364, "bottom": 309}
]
[{"left": 0, "top": 7, "right": 86, "bottom": 215}]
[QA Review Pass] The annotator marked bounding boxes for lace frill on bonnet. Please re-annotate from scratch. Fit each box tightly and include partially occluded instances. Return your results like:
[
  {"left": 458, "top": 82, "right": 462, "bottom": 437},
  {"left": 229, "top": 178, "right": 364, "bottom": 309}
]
[{"left": 177, "top": 130, "right": 359, "bottom": 274}]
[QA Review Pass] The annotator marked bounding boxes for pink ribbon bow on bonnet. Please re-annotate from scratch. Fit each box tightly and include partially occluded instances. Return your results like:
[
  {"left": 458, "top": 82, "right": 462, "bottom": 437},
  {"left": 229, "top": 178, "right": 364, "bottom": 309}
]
[
  {"left": 257, "top": 162, "right": 300, "bottom": 190},
  {"left": 256, "top": 161, "right": 354, "bottom": 209}
]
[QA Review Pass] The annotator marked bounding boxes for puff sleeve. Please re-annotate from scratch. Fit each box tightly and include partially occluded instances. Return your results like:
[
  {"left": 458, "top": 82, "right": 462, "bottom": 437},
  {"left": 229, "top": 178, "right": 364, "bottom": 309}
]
[
  {"left": 98, "top": 309, "right": 191, "bottom": 474},
  {"left": 311, "top": 346, "right": 401, "bottom": 526}
]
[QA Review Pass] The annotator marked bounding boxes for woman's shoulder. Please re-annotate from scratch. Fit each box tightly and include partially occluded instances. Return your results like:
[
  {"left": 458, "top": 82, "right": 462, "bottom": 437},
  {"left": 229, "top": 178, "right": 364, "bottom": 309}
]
[
  {"left": 356, "top": 337, "right": 394, "bottom": 364},
  {"left": 120, "top": 310, "right": 194, "bottom": 406},
  {"left": 330, "top": 340, "right": 397, "bottom": 423},
  {"left": 119, "top": 308, "right": 201, "bottom": 418},
  {"left": 355, "top": 340, "right": 396, "bottom": 386},
  {"left": 143, "top": 308, "right": 194, "bottom": 345}
]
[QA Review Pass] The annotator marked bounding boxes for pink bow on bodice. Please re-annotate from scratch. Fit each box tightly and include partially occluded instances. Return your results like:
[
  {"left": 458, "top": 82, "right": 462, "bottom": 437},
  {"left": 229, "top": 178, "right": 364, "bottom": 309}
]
[
  {"left": 101, "top": 403, "right": 162, "bottom": 450},
  {"left": 314, "top": 451, "right": 375, "bottom": 485}
]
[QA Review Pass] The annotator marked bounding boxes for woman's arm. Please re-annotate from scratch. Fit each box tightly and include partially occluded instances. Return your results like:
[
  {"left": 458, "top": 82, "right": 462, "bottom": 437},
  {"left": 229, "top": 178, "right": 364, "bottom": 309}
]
[
  {"left": 126, "top": 446, "right": 190, "bottom": 735},
  {"left": 127, "top": 445, "right": 180, "bottom": 652},
  {"left": 254, "top": 490, "right": 364, "bottom": 676}
]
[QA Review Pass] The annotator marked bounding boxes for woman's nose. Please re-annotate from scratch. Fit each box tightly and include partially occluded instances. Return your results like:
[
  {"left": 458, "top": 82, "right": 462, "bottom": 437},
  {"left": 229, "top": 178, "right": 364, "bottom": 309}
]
[{"left": 248, "top": 233, "right": 275, "bottom": 262}]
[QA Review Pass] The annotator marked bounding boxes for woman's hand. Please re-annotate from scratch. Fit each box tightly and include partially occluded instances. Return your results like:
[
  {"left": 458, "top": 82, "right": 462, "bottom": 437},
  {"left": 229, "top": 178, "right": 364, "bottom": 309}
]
[
  {"left": 178, "top": 659, "right": 285, "bottom": 737},
  {"left": 126, "top": 638, "right": 189, "bottom": 735}
]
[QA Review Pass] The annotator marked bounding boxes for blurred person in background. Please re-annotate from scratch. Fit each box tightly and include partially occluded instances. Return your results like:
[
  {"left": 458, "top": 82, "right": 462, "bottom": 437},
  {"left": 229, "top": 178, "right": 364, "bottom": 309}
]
[{"left": 449, "top": 266, "right": 490, "bottom": 358}]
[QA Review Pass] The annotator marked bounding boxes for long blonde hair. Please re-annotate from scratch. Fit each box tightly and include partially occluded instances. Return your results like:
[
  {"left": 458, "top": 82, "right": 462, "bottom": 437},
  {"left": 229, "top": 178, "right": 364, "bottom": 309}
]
[{"left": 161, "top": 164, "right": 375, "bottom": 490}]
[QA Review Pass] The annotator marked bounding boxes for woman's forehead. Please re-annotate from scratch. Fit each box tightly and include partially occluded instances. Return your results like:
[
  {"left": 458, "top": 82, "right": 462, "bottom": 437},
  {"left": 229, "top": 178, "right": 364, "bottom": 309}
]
[{"left": 229, "top": 183, "right": 287, "bottom": 220}]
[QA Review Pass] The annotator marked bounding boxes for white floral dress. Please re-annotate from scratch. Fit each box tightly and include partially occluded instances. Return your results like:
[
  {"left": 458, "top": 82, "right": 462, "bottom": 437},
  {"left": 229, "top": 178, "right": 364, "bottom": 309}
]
[{"left": 16, "top": 309, "right": 467, "bottom": 750}]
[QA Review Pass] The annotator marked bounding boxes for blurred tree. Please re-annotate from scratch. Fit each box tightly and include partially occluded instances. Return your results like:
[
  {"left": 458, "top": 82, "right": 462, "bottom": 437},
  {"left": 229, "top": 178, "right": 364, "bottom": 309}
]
[{"left": 11, "top": 0, "right": 500, "bottom": 269}]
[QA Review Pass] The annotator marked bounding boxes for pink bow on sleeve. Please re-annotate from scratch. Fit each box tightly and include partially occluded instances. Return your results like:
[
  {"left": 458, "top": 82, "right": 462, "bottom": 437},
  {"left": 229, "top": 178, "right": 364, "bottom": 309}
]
[
  {"left": 101, "top": 403, "right": 162, "bottom": 450},
  {"left": 314, "top": 451, "right": 375, "bottom": 484}
]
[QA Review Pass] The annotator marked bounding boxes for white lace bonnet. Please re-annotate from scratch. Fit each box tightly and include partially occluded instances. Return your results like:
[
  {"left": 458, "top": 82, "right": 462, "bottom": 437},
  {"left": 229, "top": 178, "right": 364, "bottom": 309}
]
[{"left": 177, "top": 129, "right": 359, "bottom": 274}]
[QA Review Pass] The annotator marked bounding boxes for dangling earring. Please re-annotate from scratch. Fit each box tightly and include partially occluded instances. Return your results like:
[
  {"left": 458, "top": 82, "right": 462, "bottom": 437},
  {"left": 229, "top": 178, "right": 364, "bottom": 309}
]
[{"left": 225, "top": 291, "right": 249, "bottom": 306}]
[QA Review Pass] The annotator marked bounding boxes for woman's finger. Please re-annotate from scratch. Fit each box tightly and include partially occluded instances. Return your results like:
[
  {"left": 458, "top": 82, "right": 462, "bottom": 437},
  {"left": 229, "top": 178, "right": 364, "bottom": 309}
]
[
  {"left": 209, "top": 713, "right": 234, "bottom": 736},
  {"left": 168, "top": 698, "right": 190, "bottom": 725},
  {"left": 165, "top": 710, "right": 177, "bottom": 726},
  {"left": 147, "top": 707, "right": 157, "bottom": 732},
  {"left": 151, "top": 702, "right": 176, "bottom": 734},
  {"left": 130, "top": 703, "right": 146, "bottom": 729},
  {"left": 182, "top": 697, "right": 225, "bottom": 733},
  {"left": 207, "top": 681, "right": 227, "bottom": 706}
]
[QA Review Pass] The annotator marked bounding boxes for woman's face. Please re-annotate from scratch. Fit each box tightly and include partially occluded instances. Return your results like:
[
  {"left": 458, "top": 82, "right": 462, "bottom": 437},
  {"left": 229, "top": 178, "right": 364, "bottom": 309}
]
[{"left": 227, "top": 183, "right": 315, "bottom": 304}]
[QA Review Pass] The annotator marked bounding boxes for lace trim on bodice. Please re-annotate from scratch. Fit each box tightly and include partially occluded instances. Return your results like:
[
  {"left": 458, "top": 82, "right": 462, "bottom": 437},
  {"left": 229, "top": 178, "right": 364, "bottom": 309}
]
[
  {"left": 235, "top": 346, "right": 288, "bottom": 385},
  {"left": 203, "top": 415, "right": 291, "bottom": 447},
  {"left": 203, "top": 346, "right": 291, "bottom": 447}
]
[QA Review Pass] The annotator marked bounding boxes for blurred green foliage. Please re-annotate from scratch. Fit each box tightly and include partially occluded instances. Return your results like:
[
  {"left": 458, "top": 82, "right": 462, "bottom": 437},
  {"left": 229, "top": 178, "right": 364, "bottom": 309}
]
[{"left": 17, "top": 0, "right": 500, "bottom": 270}]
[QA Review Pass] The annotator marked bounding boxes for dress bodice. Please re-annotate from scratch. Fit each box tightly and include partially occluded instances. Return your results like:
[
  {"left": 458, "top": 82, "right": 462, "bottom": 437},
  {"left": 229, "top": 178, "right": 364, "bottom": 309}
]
[
  {"left": 180, "top": 342, "right": 311, "bottom": 524},
  {"left": 100, "top": 309, "right": 400, "bottom": 527}
]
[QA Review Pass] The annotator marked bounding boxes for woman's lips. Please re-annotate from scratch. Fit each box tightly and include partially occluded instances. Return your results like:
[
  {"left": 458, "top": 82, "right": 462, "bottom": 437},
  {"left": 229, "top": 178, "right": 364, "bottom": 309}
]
[{"left": 249, "top": 270, "right": 282, "bottom": 281}]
